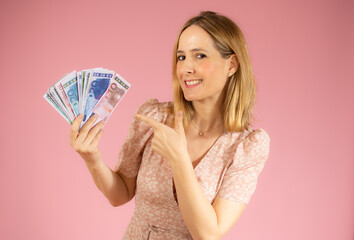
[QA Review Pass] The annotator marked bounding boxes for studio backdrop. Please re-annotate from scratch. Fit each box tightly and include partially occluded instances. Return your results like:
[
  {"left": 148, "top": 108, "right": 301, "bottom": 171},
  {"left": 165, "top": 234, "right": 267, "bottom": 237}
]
[{"left": 0, "top": 0, "right": 353, "bottom": 239}]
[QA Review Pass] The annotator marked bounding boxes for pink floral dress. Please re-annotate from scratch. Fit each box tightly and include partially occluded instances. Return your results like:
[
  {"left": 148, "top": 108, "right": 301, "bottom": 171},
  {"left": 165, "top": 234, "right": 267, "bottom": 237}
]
[{"left": 116, "top": 99, "right": 270, "bottom": 239}]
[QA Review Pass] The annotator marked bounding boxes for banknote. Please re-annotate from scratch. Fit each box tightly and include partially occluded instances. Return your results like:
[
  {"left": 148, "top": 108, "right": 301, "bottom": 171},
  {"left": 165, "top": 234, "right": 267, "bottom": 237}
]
[
  {"left": 43, "top": 93, "right": 72, "bottom": 124},
  {"left": 80, "top": 69, "right": 93, "bottom": 113},
  {"left": 54, "top": 76, "right": 76, "bottom": 121},
  {"left": 90, "top": 73, "right": 131, "bottom": 127},
  {"left": 76, "top": 71, "right": 83, "bottom": 113},
  {"left": 81, "top": 67, "right": 105, "bottom": 110},
  {"left": 43, "top": 85, "right": 72, "bottom": 124},
  {"left": 82, "top": 69, "right": 114, "bottom": 123},
  {"left": 48, "top": 86, "right": 73, "bottom": 122},
  {"left": 61, "top": 71, "right": 79, "bottom": 116},
  {"left": 44, "top": 67, "right": 130, "bottom": 128}
]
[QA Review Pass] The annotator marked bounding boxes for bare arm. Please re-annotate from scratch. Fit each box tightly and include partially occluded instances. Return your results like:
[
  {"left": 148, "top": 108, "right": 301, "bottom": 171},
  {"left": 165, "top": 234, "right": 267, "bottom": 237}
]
[
  {"left": 70, "top": 114, "right": 135, "bottom": 206},
  {"left": 171, "top": 159, "right": 247, "bottom": 240},
  {"left": 85, "top": 158, "right": 133, "bottom": 206}
]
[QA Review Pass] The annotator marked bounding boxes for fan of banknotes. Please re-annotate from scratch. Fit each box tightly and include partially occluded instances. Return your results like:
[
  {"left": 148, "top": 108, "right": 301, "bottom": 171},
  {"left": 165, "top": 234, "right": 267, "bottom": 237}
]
[{"left": 43, "top": 68, "right": 131, "bottom": 128}]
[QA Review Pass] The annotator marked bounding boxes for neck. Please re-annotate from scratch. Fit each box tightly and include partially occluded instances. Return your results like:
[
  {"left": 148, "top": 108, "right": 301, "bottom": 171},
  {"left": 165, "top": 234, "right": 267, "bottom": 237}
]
[{"left": 191, "top": 96, "right": 224, "bottom": 132}]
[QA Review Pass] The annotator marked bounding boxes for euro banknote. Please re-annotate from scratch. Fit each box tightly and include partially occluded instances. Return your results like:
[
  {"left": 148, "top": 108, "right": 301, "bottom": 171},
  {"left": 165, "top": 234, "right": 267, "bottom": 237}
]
[
  {"left": 54, "top": 74, "right": 76, "bottom": 121},
  {"left": 61, "top": 71, "right": 80, "bottom": 117},
  {"left": 90, "top": 73, "right": 131, "bottom": 126},
  {"left": 82, "top": 69, "right": 114, "bottom": 124},
  {"left": 43, "top": 68, "right": 131, "bottom": 128}
]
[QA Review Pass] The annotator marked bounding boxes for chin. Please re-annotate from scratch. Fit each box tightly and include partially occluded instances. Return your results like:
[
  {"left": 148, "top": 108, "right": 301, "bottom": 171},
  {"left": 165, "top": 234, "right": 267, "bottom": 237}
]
[{"left": 183, "top": 93, "right": 202, "bottom": 102}]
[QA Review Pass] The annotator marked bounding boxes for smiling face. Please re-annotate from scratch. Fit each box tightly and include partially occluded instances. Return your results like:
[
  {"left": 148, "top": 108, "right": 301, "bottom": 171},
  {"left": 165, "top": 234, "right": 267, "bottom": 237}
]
[{"left": 176, "top": 25, "right": 233, "bottom": 103}]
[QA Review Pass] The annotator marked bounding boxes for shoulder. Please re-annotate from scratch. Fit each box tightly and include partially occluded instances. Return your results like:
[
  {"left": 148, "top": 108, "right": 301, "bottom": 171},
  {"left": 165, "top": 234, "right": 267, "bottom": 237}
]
[
  {"left": 241, "top": 128, "right": 270, "bottom": 159},
  {"left": 225, "top": 128, "right": 270, "bottom": 146},
  {"left": 223, "top": 128, "right": 270, "bottom": 164},
  {"left": 242, "top": 128, "right": 270, "bottom": 146},
  {"left": 234, "top": 128, "right": 270, "bottom": 166},
  {"left": 136, "top": 98, "right": 173, "bottom": 123}
]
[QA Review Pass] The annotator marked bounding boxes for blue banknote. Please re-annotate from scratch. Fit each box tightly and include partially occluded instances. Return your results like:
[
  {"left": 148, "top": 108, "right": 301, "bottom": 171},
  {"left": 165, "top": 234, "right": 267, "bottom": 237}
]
[
  {"left": 62, "top": 71, "right": 79, "bottom": 117},
  {"left": 82, "top": 71, "right": 113, "bottom": 123}
]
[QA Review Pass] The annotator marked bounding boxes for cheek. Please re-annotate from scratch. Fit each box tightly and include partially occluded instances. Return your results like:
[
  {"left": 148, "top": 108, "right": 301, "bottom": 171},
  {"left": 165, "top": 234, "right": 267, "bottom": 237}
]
[
  {"left": 198, "top": 62, "right": 222, "bottom": 87},
  {"left": 197, "top": 62, "right": 213, "bottom": 75},
  {"left": 176, "top": 63, "right": 183, "bottom": 79},
  {"left": 203, "top": 61, "right": 228, "bottom": 87}
]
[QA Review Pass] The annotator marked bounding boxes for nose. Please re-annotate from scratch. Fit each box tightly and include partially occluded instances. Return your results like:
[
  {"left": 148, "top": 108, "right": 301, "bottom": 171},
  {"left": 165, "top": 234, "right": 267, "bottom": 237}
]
[{"left": 180, "top": 58, "right": 195, "bottom": 75}]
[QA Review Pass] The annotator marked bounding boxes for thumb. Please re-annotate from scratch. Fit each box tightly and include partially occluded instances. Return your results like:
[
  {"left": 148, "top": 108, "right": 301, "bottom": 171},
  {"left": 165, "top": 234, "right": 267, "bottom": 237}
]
[{"left": 175, "top": 111, "right": 185, "bottom": 135}]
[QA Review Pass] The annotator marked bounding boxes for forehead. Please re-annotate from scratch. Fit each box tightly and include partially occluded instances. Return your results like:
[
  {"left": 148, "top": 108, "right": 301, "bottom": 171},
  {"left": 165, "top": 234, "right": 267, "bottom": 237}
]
[{"left": 178, "top": 25, "right": 215, "bottom": 51}]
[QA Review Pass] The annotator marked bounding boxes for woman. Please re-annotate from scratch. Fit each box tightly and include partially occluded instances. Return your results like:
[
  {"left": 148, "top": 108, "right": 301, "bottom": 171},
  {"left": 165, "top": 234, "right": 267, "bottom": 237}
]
[{"left": 70, "top": 11, "right": 270, "bottom": 240}]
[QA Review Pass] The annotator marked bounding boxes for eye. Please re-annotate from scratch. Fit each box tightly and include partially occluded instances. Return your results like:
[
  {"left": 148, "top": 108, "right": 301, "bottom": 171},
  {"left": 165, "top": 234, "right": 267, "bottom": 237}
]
[
  {"left": 196, "top": 53, "right": 206, "bottom": 59},
  {"left": 177, "top": 55, "right": 185, "bottom": 61}
]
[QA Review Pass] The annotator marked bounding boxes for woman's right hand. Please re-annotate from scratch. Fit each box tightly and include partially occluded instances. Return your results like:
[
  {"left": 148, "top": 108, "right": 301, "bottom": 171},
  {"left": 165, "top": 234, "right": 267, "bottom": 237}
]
[{"left": 70, "top": 113, "right": 105, "bottom": 165}]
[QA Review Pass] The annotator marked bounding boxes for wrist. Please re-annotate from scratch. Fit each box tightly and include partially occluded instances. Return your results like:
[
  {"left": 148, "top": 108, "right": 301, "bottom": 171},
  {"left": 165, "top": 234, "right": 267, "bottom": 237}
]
[
  {"left": 171, "top": 153, "right": 191, "bottom": 169},
  {"left": 82, "top": 151, "right": 102, "bottom": 168}
]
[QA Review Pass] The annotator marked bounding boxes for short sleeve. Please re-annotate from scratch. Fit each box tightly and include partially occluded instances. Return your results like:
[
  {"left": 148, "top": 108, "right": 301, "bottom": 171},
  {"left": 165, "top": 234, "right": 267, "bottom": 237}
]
[
  {"left": 114, "top": 98, "right": 161, "bottom": 178},
  {"left": 216, "top": 128, "right": 270, "bottom": 205}
]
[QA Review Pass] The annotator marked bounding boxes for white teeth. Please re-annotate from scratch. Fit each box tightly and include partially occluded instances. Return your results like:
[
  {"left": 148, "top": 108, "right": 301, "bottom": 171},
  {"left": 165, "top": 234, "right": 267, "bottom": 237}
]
[{"left": 186, "top": 80, "right": 202, "bottom": 86}]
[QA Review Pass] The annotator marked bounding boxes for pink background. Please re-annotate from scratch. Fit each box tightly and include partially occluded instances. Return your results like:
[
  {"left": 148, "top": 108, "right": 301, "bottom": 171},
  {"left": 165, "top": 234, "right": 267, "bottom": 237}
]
[{"left": 0, "top": 0, "right": 353, "bottom": 239}]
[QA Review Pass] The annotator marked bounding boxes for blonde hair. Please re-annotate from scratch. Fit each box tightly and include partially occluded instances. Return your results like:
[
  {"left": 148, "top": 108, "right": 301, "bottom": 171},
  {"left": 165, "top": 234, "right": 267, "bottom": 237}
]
[{"left": 166, "top": 11, "right": 257, "bottom": 132}]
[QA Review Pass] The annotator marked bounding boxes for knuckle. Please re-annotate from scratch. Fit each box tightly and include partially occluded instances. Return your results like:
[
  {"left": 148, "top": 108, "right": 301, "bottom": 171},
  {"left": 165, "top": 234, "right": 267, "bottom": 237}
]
[
  {"left": 80, "top": 123, "right": 88, "bottom": 131},
  {"left": 87, "top": 148, "right": 96, "bottom": 154},
  {"left": 79, "top": 147, "right": 88, "bottom": 154},
  {"left": 72, "top": 145, "right": 80, "bottom": 152},
  {"left": 95, "top": 135, "right": 102, "bottom": 142},
  {"left": 88, "top": 114, "right": 98, "bottom": 122},
  {"left": 73, "top": 144, "right": 85, "bottom": 153},
  {"left": 80, "top": 127, "right": 89, "bottom": 135},
  {"left": 72, "top": 120, "right": 80, "bottom": 127}
]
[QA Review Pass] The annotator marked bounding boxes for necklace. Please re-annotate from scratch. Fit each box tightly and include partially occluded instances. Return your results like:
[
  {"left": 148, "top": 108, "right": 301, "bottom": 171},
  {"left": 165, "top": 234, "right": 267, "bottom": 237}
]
[{"left": 191, "top": 119, "right": 224, "bottom": 136}]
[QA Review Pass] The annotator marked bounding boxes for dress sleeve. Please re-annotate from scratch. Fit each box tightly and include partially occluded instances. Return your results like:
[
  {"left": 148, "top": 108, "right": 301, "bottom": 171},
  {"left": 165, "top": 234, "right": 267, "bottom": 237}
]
[
  {"left": 114, "top": 98, "right": 161, "bottom": 178},
  {"left": 216, "top": 128, "right": 270, "bottom": 205}
]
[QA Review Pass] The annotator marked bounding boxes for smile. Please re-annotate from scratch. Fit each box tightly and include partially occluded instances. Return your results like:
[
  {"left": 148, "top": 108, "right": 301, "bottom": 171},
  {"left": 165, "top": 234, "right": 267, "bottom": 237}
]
[{"left": 184, "top": 79, "right": 203, "bottom": 88}]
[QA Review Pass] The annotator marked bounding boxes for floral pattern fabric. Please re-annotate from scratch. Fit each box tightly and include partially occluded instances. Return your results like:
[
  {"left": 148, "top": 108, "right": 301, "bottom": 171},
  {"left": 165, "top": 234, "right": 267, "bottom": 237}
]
[{"left": 116, "top": 98, "right": 270, "bottom": 239}]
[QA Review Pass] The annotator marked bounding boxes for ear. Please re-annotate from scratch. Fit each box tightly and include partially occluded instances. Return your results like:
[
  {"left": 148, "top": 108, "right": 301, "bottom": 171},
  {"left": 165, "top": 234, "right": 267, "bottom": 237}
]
[{"left": 227, "top": 54, "right": 239, "bottom": 75}]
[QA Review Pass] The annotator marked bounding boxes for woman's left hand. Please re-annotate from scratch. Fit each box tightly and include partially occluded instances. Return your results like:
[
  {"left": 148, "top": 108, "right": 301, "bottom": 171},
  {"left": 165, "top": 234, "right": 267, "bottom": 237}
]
[{"left": 135, "top": 111, "right": 189, "bottom": 166}]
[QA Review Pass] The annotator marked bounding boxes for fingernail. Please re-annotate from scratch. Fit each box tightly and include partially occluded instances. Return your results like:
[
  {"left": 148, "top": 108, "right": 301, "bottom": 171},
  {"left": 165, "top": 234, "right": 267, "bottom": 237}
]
[{"left": 179, "top": 111, "right": 183, "bottom": 117}]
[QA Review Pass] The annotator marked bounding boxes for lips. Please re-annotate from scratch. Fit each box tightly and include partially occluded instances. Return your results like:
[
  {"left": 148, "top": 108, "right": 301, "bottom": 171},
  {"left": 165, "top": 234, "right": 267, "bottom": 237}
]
[{"left": 184, "top": 79, "right": 203, "bottom": 88}]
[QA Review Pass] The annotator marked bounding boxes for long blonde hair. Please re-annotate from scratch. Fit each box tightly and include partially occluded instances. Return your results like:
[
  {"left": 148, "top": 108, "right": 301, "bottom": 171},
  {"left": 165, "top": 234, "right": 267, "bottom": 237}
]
[{"left": 166, "top": 11, "right": 257, "bottom": 132}]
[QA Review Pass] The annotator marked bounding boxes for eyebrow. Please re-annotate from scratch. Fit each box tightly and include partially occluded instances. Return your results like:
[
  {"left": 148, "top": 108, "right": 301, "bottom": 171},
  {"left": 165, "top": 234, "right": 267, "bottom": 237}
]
[{"left": 176, "top": 48, "right": 208, "bottom": 54}]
